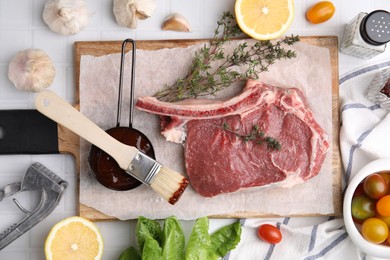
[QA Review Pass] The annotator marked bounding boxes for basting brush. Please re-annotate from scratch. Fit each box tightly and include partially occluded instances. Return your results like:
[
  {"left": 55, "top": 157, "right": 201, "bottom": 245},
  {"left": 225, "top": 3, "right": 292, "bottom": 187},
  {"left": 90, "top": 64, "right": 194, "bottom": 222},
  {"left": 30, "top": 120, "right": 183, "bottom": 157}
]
[{"left": 35, "top": 90, "right": 189, "bottom": 204}]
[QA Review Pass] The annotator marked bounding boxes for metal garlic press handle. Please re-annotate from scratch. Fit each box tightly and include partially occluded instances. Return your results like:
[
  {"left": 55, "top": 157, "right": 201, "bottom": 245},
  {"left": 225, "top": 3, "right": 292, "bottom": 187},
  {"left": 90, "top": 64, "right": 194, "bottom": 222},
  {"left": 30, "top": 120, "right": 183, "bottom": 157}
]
[
  {"left": 0, "top": 162, "right": 68, "bottom": 251},
  {"left": 0, "top": 182, "right": 21, "bottom": 201}
]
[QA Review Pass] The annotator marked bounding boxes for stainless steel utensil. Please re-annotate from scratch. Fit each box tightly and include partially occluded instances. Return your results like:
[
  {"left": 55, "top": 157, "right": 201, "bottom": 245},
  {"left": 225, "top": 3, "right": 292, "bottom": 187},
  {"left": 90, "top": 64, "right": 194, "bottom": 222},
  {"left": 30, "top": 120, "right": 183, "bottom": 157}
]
[{"left": 0, "top": 162, "right": 68, "bottom": 250}]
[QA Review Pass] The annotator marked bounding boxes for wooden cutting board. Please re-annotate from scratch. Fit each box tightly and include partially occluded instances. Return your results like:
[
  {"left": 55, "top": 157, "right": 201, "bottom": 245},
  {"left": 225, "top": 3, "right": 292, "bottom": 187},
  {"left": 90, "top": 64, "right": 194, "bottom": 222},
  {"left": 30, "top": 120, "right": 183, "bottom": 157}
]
[{"left": 73, "top": 36, "right": 341, "bottom": 221}]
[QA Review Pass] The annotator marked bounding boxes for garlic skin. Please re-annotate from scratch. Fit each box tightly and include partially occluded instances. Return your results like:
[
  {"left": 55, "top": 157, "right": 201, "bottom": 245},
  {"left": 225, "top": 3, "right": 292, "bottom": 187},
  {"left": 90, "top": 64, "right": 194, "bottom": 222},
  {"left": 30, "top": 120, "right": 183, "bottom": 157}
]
[
  {"left": 43, "top": 0, "right": 89, "bottom": 35},
  {"left": 113, "top": 0, "right": 157, "bottom": 29},
  {"left": 162, "top": 13, "right": 191, "bottom": 32},
  {"left": 8, "top": 49, "right": 56, "bottom": 92}
]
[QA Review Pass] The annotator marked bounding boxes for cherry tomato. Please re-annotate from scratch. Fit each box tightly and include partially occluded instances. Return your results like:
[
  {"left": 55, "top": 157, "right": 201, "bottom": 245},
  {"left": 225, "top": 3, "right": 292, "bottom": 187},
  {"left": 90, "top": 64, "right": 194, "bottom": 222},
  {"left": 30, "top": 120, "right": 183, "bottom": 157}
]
[
  {"left": 361, "top": 218, "right": 389, "bottom": 244},
  {"left": 376, "top": 214, "right": 390, "bottom": 229},
  {"left": 379, "top": 171, "right": 390, "bottom": 186},
  {"left": 377, "top": 195, "right": 390, "bottom": 216},
  {"left": 353, "top": 182, "right": 365, "bottom": 198},
  {"left": 306, "top": 1, "right": 335, "bottom": 24},
  {"left": 352, "top": 216, "right": 364, "bottom": 225},
  {"left": 364, "top": 173, "right": 388, "bottom": 199},
  {"left": 351, "top": 194, "right": 376, "bottom": 221},
  {"left": 257, "top": 224, "right": 282, "bottom": 244}
]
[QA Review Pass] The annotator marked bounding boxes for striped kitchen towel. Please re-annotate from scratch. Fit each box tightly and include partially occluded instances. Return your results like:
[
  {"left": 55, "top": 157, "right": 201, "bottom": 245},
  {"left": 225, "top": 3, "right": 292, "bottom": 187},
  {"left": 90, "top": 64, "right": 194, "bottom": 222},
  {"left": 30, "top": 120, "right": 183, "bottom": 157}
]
[
  {"left": 340, "top": 60, "right": 390, "bottom": 183},
  {"left": 227, "top": 60, "right": 390, "bottom": 260},
  {"left": 227, "top": 217, "right": 362, "bottom": 260}
]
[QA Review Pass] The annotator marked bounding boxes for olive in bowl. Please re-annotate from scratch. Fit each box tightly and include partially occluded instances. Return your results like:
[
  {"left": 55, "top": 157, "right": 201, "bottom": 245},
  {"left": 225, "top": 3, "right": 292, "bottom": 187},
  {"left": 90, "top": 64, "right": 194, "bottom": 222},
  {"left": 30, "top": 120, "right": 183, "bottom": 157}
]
[{"left": 343, "top": 159, "right": 390, "bottom": 257}]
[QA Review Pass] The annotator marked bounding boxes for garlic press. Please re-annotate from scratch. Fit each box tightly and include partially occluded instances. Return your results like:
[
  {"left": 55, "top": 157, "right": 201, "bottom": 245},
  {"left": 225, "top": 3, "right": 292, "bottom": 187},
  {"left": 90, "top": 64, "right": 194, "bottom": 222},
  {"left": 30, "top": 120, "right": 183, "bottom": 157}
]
[{"left": 0, "top": 162, "right": 68, "bottom": 250}]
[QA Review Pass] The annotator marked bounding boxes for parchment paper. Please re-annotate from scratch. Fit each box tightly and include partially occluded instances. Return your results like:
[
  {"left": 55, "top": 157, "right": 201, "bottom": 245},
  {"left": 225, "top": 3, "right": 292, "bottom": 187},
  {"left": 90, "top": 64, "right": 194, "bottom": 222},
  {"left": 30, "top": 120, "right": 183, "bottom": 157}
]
[{"left": 79, "top": 40, "right": 333, "bottom": 220}]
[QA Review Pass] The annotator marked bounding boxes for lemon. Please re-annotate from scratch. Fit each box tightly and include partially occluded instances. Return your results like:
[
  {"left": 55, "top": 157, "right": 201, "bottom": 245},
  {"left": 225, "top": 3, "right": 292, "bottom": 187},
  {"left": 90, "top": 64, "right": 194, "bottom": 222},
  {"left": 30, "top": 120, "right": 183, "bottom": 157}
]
[
  {"left": 235, "top": 0, "right": 295, "bottom": 40},
  {"left": 45, "top": 216, "right": 104, "bottom": 260}
]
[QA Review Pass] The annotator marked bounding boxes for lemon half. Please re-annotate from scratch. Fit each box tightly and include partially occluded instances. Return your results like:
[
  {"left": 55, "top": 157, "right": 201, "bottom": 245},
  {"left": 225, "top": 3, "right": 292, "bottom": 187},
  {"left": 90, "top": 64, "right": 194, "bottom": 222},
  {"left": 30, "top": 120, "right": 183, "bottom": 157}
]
[
  {"left": 235, "top": 0, "right": 295, "bottom": 40},
  {"left": 45, "top": 216, "right": 104, "bottom": 260}
]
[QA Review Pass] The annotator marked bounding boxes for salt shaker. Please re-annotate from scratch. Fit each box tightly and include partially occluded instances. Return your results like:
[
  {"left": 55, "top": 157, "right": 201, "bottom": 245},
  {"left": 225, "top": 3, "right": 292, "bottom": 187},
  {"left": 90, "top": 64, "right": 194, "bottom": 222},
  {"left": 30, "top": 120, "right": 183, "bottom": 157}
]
[{"left": 340, "top": 10, "right": 390, "bottom": 59}]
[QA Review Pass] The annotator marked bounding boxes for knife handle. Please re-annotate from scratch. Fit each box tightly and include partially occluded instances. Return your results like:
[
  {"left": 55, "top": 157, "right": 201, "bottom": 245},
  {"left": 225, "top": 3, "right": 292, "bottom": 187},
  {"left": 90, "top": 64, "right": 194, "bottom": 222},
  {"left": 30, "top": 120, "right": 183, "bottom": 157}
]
[
  {"left": 0, "top": 110, "right": 59, "bottom": 155},
  {"left": 35, "top": 90, "right": 138, "bottom": 170}
]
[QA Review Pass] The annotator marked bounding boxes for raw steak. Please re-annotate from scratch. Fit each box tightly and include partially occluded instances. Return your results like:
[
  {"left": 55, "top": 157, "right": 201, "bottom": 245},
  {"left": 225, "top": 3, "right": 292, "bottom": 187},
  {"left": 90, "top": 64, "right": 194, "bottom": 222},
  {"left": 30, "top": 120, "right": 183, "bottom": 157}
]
[{"left": 136, "top": 80, "right": 330, "bottom": 197}]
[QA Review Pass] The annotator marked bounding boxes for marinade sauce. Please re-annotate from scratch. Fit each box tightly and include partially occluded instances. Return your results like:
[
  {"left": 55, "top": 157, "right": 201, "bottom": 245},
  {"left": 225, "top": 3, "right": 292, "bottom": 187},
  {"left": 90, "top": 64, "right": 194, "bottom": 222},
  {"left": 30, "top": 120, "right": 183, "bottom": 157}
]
[
  {"left": 88, "top": 39, "right": 155, "bottom": 191},
  {"left": 89, "top": 127, "right": 155, "bottom": 190}
]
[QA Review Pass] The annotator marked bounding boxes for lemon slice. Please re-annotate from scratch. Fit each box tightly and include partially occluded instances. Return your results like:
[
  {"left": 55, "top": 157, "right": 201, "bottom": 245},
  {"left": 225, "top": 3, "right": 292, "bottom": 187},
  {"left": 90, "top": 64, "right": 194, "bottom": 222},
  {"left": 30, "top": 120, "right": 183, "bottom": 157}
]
[
  {"left": 235, "top": 0, "right": 294, "bottom": 40},
  {"left": 45, "top": 216, "right": 104, "bottom": 260}
]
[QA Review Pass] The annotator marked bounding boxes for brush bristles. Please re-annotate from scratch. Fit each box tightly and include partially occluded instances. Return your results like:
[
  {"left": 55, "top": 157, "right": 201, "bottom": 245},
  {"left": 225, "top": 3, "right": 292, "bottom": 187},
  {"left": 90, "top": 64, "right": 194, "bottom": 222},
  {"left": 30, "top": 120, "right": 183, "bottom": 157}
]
[{"left": 150, "top": 166, "right": 189, "bottom": 205}]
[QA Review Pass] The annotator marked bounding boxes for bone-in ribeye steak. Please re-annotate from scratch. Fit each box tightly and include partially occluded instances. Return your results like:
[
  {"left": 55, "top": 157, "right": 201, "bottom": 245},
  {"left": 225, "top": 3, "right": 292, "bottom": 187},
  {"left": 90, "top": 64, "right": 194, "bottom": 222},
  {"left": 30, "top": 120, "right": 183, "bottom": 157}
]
[{"left": 136, "top": 80, "right": 330, "bottom": 197}]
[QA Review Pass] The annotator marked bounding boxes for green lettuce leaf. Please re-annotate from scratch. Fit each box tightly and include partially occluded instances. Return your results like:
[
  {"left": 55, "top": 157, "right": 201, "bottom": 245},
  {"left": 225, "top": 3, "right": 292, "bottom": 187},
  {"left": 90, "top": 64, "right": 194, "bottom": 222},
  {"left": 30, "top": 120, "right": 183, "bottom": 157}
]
[
  {"left": 126, "top": 216, "right": 241, "bottom": 260},
  {"left": 118, "top": 246, "right": 141, "bottom": 260},
  {"left": 142, "top": 237, "right": 163, "bottom": 260},
  {"left": 135, "top": 216, "right": 162, "bottom": 252},
  {"left": 210, "top": 221, "right": 242, "bottom": 257},
  {"left": 161, "top": 216, "right": 185, "bottom": 260},
  {"left": 135, "top": 216, "right": 185, "bottom": 260},
  {"left": 185, "top": 217, "right": 217, "bottom": 260},
  {"left": 185, "top": 217, "right": 242, "bottom": 260}
]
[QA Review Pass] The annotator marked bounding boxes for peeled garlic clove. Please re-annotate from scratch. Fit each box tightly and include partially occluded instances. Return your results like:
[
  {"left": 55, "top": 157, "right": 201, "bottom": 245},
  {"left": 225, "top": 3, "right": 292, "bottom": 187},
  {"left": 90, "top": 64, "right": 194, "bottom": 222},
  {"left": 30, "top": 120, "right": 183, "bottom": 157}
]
[
  {"left": 113, "top": 0, "right": 157, "bottom": 29},
  {"left": 8, "top": 49, "right": 56, "bottom": 92},
  {"left": 43, "top": 0, "right": 89, "bottom": 35},
  {"left": 162, "top": 13, "right": 191, "bottom": 32}
]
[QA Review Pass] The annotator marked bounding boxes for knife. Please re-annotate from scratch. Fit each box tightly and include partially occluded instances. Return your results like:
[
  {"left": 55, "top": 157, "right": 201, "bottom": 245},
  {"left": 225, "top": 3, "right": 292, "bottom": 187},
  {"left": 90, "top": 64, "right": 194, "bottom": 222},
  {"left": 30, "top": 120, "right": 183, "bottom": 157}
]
[{"left": 0, "top": 110, "right": 78, "bottom": 156}]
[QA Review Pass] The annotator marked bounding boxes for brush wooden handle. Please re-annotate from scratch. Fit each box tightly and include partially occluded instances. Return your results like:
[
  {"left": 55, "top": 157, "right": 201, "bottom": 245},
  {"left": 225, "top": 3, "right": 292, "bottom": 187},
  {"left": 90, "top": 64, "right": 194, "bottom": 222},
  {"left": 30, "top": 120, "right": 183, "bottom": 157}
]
[{"left": 35, "top": 90, "right": 138, "bottom": 170}]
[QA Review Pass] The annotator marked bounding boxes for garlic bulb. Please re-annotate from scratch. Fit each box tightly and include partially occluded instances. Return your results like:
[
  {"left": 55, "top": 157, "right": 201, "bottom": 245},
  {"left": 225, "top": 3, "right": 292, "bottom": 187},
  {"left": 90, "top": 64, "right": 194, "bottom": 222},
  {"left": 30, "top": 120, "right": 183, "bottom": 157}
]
[
  {"left": 43, "top": 0, "right": 89, "bottom": 35},
  {"left": 162, "top": 13, "right": 191, "bottom": 32},
  {"left": 8, "top": 49, "right": 56, "bottom": 92},
  {"left": 113, "top": 0, "right": 157, "bottom": 29}
]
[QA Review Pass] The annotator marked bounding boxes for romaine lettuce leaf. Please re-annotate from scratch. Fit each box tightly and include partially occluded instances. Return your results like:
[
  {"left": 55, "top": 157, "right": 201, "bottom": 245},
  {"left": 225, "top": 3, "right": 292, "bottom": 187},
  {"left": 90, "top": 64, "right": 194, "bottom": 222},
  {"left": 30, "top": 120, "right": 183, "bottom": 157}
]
[
  {"left": 136, "top": 216, "right": 162, "bottom": 252},
  {"left": 185, "top": 217, "right": 216, "bottom": 260},
  {"left": 210, "top": 221, "right": 242, "bottom": 257},
  {"left": 120, "top": 216, "right": 241, "bottom": 260},
  {"left": 142, "top": 237, "right": 163, "bottom": 260},
  {"left": 161, "top": 216, "right": 185, "bottom": 260},
  {"left": 185, "top": 217, "right": 242, "bottom": 260},
  {"left": 118, "top": 246, "right": 141, "bottom": 260}
]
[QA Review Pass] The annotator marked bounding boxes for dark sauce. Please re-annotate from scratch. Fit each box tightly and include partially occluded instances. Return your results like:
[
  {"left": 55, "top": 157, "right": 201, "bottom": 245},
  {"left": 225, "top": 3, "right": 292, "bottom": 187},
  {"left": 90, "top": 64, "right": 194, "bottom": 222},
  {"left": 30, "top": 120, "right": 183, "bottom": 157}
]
[
  {"left": 89, "top": 127, "right": 155, "bottom": 191},
  {"left": 168, "top": 178, "right": 189, "bottom": 205}
]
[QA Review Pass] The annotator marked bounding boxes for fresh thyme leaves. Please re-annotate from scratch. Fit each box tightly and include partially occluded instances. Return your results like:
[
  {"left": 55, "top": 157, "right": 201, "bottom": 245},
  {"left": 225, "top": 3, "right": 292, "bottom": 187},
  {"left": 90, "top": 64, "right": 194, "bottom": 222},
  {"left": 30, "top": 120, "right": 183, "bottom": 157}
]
[
  {"left": 221, "top": 122, "right": 281, "bottom": 151},
  {"left": 153, "top": 11, "right": 300, "bottom": 102}
]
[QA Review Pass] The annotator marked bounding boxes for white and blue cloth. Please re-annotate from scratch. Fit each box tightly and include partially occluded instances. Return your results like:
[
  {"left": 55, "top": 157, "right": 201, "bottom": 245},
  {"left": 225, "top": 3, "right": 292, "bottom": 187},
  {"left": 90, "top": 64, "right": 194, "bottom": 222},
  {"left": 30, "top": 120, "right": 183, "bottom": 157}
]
[{"left": 227, "top": 60, "right": 390, "bottom": 260}]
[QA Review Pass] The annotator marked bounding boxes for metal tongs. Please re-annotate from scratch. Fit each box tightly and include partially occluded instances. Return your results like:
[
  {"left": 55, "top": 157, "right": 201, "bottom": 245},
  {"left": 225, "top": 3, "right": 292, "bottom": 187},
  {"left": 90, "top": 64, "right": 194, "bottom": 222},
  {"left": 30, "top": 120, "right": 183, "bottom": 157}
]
[{"left": 0, "top": 162, "right": 68, "bottom": 250}]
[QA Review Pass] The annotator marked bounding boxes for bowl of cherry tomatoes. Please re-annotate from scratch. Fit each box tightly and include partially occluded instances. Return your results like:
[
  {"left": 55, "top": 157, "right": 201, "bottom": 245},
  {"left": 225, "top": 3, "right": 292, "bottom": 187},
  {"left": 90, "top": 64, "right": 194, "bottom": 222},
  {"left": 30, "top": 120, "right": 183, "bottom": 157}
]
[{"left": 343, "top": 159, "right": 390, "bottom": 257}]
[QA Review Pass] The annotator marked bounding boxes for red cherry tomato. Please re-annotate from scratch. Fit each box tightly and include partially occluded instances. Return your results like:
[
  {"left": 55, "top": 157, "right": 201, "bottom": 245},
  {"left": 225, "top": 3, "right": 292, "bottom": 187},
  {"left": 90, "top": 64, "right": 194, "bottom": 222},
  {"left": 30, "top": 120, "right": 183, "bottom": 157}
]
[
  {"left": 353, "top": 182, "right": 365, "bottom": 197},
  {"left": 364, "top": 173, "right": 388, "bottom": 199},
  {"left": 379, "top": 171, "right": 390, "bottom": 185},
  {"left": 257, "top": 224, "right": 282, "bottom": 244}
]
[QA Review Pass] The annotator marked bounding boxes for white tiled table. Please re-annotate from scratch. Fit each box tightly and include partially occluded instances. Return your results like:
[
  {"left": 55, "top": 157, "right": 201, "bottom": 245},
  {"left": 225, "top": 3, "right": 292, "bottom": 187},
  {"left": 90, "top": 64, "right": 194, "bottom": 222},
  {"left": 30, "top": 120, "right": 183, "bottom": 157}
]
[{"left": 0, "top": 0, "right": 389, "bottom": 259}]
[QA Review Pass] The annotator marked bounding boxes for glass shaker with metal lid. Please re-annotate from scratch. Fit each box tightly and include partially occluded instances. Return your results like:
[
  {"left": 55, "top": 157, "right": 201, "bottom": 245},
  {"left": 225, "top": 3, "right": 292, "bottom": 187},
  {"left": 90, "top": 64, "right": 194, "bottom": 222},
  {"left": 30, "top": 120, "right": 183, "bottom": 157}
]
[{"left": 340, "top": 10, "right": 390, "bottom": 59}]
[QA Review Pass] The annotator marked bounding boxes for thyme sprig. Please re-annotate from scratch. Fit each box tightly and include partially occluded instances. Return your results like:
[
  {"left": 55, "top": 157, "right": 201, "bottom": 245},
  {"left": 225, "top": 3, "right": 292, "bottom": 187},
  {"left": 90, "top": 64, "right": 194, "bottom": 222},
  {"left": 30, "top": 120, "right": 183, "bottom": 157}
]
[
  {"left": 221, "top": 122, "right": 281, "bottom": 151},
  {"left": 154, "top": 11, "right": 300, "bottom": 102}
]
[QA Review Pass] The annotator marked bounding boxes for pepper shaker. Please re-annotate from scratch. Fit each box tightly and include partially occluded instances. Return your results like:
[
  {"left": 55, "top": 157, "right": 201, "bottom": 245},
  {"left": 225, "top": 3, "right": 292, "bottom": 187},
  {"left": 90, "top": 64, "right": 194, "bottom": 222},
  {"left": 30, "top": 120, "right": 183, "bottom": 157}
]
[{"left": 340, "top": 10, "right": 390, "bottom": 59}]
